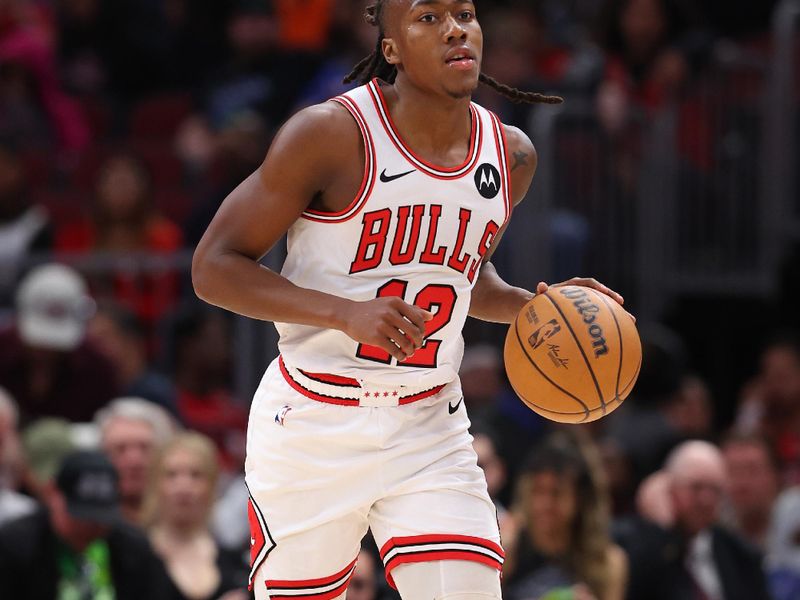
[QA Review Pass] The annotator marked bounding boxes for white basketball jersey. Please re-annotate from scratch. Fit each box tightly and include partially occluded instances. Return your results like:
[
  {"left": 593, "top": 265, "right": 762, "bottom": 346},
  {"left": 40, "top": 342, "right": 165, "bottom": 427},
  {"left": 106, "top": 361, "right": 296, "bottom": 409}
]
[{"left": 276, "top": 79, "right": 512, "bottom": 388}]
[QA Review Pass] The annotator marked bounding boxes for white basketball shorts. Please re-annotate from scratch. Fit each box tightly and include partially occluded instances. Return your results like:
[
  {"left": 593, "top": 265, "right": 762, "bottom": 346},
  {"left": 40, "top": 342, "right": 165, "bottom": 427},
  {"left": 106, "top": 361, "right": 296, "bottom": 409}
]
[{"left": 245, "top": 356, "right": 504, "bottom": 599}]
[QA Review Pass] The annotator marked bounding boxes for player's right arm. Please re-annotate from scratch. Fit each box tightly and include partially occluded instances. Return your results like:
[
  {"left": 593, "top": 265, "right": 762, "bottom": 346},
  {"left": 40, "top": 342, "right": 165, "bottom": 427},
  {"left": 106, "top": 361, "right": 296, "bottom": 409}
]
[{"left": 192, "top": 103, "right": 430, "bottom": 362}]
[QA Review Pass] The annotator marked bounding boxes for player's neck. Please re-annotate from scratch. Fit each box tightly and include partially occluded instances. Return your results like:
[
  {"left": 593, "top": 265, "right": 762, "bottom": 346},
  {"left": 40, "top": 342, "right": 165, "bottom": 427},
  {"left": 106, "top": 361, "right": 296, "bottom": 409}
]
[{"left": 387, "top": 77, "right": 473, "bottom": 161}]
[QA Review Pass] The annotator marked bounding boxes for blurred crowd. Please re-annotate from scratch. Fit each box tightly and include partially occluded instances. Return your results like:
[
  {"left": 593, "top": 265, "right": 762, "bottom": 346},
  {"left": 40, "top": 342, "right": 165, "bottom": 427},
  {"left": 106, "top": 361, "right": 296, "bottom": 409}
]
[{"left": 0, "top": 0, "right": 797, "bottom": 599}]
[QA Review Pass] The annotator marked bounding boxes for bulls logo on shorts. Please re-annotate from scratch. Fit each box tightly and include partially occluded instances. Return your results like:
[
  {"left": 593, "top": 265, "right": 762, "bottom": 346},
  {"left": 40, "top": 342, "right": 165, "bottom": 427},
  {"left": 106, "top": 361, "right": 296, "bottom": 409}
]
[{"left": 474, "top": 163, "right": 501, "bottom": 199}]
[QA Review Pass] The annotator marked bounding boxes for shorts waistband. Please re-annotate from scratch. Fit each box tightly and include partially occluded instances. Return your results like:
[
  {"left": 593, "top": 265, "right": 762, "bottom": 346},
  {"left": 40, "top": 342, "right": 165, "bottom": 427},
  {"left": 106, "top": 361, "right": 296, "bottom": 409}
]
[{"left": 278, "top": 356, "right": 446, "bottom": 407}]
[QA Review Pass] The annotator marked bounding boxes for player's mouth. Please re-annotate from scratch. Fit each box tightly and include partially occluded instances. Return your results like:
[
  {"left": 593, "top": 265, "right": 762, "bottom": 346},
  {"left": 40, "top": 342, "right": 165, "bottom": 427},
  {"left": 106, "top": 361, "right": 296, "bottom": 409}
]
[{"left": 445, "top": 47, "right": 476, "bottom": 71}]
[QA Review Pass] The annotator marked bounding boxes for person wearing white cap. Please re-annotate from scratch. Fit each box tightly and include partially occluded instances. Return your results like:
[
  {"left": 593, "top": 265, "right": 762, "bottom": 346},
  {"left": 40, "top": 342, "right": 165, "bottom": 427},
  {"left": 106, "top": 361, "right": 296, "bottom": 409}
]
[{"left": 0, "top": 264, "right": 119, "bottom": 424}]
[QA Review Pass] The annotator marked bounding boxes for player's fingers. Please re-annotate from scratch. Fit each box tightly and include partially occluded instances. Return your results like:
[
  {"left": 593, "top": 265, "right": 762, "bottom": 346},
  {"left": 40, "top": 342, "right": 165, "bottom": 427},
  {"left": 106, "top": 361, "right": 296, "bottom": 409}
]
[
  {"left": 376, "top": 329, "right": 407, "bottom": 361},
  {"left": 572, "top": 277, "right": 625, "bottom": 305},
  {"left": 388, "top": 313, "right": 423, "bottom": 348},
  {"left": 536, "top": 281, "right": 549, "bottom": 294},
  {"left": 379, "top": 323, "right": 414, "bottom": 357},
  {"left": 397, "top": 303, "right": 430, "bottom": 338}
]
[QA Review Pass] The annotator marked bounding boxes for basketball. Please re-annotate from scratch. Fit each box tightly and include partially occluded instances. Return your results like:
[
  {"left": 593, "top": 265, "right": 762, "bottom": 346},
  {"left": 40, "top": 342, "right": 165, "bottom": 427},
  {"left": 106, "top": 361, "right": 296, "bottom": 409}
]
[{"left": 504, "top": 285, "right": 642, "bottom": 424}]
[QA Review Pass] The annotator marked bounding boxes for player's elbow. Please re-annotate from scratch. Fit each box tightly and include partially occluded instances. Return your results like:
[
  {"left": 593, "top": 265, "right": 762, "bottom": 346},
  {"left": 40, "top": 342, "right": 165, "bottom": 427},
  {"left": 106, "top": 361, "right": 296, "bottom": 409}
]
[{"left": 191, "top": 245, "right": 217, "bottom": 305}]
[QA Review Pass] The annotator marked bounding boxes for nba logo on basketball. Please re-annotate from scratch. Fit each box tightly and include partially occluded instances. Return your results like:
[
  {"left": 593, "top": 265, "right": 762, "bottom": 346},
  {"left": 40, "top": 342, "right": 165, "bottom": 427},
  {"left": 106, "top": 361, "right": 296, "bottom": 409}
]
[{"left": 528, "top": 319, "right": 561, "bottom": 350}]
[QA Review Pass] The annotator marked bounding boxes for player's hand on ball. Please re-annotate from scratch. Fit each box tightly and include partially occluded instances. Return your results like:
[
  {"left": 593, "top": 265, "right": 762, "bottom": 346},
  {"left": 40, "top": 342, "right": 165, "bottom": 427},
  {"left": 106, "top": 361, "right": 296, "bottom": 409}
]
[
  {"left": 342, "top": 297, "right": 433, "bottom": 361},
  {"left": 537, "top": 278, "right": 635, "bottom": 322},
  {"left": 537, "top": 277, "right": 623, "bottom": 305}
]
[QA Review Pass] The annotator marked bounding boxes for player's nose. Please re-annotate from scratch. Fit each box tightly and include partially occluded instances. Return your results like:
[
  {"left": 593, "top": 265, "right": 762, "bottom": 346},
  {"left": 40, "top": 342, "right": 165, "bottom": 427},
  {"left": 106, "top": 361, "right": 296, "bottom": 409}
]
[{"left": 442, "top": 14, "right": 467, "bottom": 43}]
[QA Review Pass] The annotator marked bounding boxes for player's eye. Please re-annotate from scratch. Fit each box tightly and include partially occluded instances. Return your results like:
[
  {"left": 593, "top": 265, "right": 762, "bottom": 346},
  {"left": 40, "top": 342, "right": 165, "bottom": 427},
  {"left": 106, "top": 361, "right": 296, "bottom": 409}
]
[
  {"left": 419, "top": 13, "right": 436, "bottom": 23},
  {"left": 459, "top": 10, "right": 475, "bottom": 20}
]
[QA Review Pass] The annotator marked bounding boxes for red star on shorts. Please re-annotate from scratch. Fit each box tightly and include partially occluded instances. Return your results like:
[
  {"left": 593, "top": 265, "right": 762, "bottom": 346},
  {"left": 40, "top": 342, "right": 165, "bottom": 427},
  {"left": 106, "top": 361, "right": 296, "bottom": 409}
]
[
  {"left": 383, "top": 392, "right": 389, "bottom": 397},
  {"left": 364, "top": 392, "right": 371, "bottom": 398},
  {"left": 392, "top": 391, "right": 398, "bottom": 397}
]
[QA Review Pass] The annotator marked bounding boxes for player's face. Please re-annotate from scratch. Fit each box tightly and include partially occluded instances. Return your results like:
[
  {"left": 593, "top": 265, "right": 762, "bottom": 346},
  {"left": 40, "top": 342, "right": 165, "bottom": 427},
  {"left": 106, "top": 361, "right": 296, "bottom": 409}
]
[{"left": 383, "top": 0, "right": 483, "bottom": 99}]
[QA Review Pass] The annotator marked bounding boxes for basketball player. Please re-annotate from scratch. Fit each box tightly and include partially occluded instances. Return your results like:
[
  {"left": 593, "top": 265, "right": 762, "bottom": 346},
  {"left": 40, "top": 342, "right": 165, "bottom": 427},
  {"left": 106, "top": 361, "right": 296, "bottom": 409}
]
[{"left": 192, "top": 1, "right": 625, "bottom": 598}]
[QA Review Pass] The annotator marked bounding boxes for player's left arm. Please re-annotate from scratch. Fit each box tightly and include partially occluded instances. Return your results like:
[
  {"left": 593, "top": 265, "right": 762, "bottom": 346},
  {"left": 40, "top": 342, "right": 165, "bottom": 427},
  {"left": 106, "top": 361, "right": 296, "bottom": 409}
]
[{"left": 468, "top": 125, "right": 624, "bottom": 324}]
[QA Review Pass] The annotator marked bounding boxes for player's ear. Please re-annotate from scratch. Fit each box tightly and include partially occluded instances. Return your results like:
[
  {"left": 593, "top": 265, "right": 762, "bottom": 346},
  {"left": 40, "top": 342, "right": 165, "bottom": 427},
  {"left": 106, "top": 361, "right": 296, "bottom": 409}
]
[{"left": 382, "top": 37, "right": 401, "bottom": 65}]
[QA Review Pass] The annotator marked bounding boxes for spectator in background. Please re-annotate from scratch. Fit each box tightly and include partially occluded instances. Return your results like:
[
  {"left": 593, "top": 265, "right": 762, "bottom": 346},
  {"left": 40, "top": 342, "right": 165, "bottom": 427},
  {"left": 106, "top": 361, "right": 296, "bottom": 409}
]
[
  {"left": 143, "top": 433, "right": 248, "bottom": 600},
  {"left": 0, "top": 263, "right": 118, "bottom": 423},
  {"left": 348, "top": 547, "right": 380, "bottom": 600},
  {"left": 767, "top": 486, "right": 800, "bottom": 600},
  {"left": 55, "top": 0, "right": 111, "bottom": 95},
  {"left": 476, "top": 2, "right": 601, "bottom": 124},
  {"left": 0, "top": 450, "right": 173, "bottom": 599},
  {"left": 460, "top": 344, "right": 546, "bottom": 503},
  {"left": 621, "top": 441, "right": 770, "bottom": 600},
  {"left": 503, "top": 432, "right": 628, "bottom": 600},
  {"left": 0, "top": 140, "right": 52, "bottom": 310},
  {"left": 605, "top": 325, "right": 687, "bottom": 483},
  {"left": 204, "top": 1, "right": 277, "bottom": 130},
  {"left": 461, "top": 344, "right": 505, "bottom": 414},
  {"left": 598, "top": 436, "right": 636, "bottom": 517},
  {"left": 55, "top": 152, "right": 183, "bottom": 329},
  {"left": 0, "top": 0, "right": 90, "bottom": 153},
  {"left": 184, "top": 111, "right": 269, "bottom": 246},
  {"left": 736, "top": 335, "right": 800, "bottom": 485},
  {"left": 721, "top": 433, "right": 780, "bottom": 550},
  {"left": 471, "top": 423, "right": 512, "bottom": 539},
  {"left": 597, "top": 0, "right": 692, "bottom": 134},
  {"left": 20, "top": 416, "right": 75, "bottom": 498},
  {"left": 662, "top": 374, "right": 715, "bottom": 440},
  {"left": 0, "top": 387, "right": 35, "bottom": 525},
  {"left": 95, "top": 397, "right": 175, "bottom": 525},
  {"left": 171, "top": 307, "right": 247, "bottom": 472},
  {"left": 291, "top": 0, "right": 377, "bottom": 109},
  {"left": 89, "top": 302, "right": 179, "bottom": 417}
]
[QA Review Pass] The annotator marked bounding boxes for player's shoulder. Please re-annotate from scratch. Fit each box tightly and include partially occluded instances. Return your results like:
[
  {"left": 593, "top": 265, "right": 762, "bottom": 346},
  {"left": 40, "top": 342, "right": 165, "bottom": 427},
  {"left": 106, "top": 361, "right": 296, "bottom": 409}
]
[
  {"left": 502, "top": 123, "right": 537, "bottom": 164},
  {"left": 272, "top": 101, "right": 360, "bottom": 154},
  {"left": 500, "top": 123, "right": 538, "bottom": 206}
]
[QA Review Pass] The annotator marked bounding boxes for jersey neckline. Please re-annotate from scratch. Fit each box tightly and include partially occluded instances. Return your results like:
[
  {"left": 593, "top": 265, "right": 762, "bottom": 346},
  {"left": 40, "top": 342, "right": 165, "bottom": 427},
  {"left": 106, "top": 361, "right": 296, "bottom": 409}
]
[{"left": 367, "top": 79, "right": 482, "bottom": 179}]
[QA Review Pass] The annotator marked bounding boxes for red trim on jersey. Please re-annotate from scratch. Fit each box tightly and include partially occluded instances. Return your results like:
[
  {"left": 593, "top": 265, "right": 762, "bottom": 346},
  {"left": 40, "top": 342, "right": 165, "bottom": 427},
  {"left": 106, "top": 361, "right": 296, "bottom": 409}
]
[
  {"left": 266, "top": 558, "right": 357, "bottom": 599},
  {"left": 246, "top": 488, "right": 276, "bottom": 591},
  {"left": 367, "top": 79, "right": 483, "bottom": 180},
  {"left": 297, "top": 369, "right": 360, "bottom": 388},
  {"left": 267, "top": 558, "right": 357, "bottom": 588},
  {"left": 279, "top": 357, "right": 361, "bottom": 406},
  {"left": 489, "top": 111, "right": 512, "bottom": 225},
  {"left": 379, "top": 534, "right": 505, "bottom": 560},
  {"left": 302, "top": 96, "right": 377, "bottom": 223},
  {"left": 398, "top": 384, "right": 446, "bottom": 404},
  {"left": 379, "top": 535, "right": 505, "bottom": 589},
  {"left": 280, "top": 357, "right": 446, "bottom": 407}
]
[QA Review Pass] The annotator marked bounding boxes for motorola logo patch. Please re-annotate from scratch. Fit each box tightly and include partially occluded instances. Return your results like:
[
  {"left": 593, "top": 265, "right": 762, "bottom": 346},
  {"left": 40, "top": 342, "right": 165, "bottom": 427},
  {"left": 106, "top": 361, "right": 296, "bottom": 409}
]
[{"left": 474, "top": 163, "right": 501, "bottom": 199}]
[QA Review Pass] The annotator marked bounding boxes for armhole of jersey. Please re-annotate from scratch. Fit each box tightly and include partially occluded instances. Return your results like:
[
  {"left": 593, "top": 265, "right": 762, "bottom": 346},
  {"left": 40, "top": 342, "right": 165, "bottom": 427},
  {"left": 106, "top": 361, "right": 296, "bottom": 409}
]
[
  {"left": 489, "top": 111, "right": 512, "bottom": 226},
  {"left": 301, "top": 96, "right": 377, "bottom": 223}
]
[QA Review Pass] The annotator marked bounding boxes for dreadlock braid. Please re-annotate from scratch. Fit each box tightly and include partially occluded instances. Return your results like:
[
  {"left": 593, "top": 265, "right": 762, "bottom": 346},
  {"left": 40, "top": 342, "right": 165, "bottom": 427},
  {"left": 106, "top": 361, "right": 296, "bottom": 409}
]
[
  {"left": 344, "top": 1, "right": 398, "bottom": 85},
  {"left": 344, "top": 0, "right": 564, "bottom": 105},
  {"left": 479, "top": 73, "right": 563, "bottom": 105}
]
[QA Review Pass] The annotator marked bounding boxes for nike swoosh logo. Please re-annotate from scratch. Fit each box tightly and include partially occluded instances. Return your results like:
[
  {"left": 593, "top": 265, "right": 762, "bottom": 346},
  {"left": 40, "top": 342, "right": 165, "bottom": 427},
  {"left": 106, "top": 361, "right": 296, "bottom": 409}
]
[
  {"left": 380, "top": 169, "right": 415, "bottom": 183},
  {"left": 448, "top": 397, "right": 464, "bottom": 415}
]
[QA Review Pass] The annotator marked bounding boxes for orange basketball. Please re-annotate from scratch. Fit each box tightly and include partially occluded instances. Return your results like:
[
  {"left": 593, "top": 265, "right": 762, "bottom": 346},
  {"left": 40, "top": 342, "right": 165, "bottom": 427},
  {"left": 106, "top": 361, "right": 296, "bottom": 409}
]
[{"left": 504, "top": 285, "right": 642, "bottom": 424}]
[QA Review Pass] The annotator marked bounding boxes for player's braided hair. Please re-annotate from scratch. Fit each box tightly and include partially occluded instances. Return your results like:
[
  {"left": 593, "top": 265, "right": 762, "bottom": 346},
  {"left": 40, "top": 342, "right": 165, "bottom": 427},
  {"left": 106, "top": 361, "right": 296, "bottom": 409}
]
[{"left": 344, "top": 0, "right": 563, "bottom": 105}]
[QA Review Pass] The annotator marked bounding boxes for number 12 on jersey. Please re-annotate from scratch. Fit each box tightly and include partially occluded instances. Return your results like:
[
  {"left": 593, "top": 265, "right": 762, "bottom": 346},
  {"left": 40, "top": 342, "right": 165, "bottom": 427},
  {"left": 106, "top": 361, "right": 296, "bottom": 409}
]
[{"left": 356, "top": 279, "right": 457, "bottom": 368}]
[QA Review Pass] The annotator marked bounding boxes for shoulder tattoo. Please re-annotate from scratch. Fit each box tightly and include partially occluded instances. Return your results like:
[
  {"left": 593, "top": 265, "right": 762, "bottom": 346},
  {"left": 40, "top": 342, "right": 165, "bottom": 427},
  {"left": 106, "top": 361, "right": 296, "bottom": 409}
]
[{"left": 511, "top": 150, "right": 529, "bottom": 172}]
